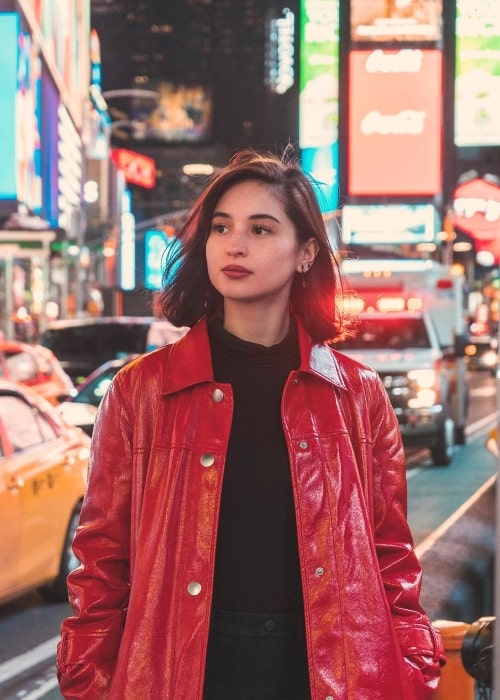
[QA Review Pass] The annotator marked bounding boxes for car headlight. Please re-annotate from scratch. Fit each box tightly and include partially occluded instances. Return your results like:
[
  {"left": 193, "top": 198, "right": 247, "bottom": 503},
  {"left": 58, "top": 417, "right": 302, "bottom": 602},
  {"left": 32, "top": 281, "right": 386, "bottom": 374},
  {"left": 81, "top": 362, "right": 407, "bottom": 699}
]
[
  {"left": 407, "top": 369, "right": 437, "bottom": 408},
  {"left": 407, "top": 369, "right": 436, "bottom": 388}
]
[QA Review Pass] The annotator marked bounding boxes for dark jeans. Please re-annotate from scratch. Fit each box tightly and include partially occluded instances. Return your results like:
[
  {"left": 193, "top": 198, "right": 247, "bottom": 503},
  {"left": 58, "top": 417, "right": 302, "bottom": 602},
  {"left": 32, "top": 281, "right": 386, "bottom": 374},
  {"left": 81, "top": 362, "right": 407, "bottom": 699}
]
[{"left": 203, "top": 608, "right": 311, "bottom": 700}]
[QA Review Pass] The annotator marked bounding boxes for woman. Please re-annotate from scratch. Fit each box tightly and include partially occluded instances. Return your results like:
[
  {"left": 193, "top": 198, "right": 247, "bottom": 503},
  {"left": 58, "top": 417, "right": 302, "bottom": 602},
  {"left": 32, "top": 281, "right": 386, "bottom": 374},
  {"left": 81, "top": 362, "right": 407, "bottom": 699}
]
[{"left": 57, "top": 149, "right": 445, "bottom": 699}]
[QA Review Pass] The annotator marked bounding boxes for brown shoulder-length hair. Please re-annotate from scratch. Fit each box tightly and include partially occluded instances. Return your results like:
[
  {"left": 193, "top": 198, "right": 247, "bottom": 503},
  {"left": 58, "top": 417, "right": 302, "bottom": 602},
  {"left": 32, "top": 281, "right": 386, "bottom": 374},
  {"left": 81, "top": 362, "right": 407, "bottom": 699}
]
[{"left": 158, "top": 147, "right": 348, "bottom": 343}]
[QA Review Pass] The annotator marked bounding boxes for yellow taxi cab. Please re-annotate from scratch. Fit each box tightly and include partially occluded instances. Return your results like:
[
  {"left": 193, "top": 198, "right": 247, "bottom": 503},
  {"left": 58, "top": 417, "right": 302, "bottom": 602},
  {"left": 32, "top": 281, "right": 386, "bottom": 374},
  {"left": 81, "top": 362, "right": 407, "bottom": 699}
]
[
  {"left": 0, "top": 340, "right": 75, "bottom": 405},
  {"left": 0, "top": 379, "right": 90, "bottom": 605}
]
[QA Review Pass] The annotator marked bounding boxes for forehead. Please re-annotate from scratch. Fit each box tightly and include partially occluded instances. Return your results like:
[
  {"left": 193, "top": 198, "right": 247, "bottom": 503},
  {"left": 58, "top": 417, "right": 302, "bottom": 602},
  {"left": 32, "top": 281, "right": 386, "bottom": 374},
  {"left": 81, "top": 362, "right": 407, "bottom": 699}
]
[{"left": 214, "top": 179, "right": 283, "bottom": 212}]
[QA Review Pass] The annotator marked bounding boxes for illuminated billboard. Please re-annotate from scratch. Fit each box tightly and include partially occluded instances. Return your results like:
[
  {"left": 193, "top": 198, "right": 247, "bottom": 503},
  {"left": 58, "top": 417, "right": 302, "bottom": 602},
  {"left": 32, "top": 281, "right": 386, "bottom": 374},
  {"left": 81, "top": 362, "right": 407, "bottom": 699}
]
[
  {"left": 111, "top": 149, "right": 156, "bottom": 189},
  {"left": 0, "top": 13, "right": 43, "bottom": 212},
  {"left": 41, "top": 73, "right": 60, "bottom": 226},
  {"left": 341, "top": 204, "right": 438, "bottom": 245},
  {"left": 347, "top": 49, "right": 443, "bottom": 196},
  {"left": 26, "top": 0, "right": 90, "bottom": 129},
  {"left": 17, "top": 30, "right": 43, "bottom": 213},
  {"left": 299, "top": 0, "right": 339, "bottom": 213},
  {"left": 350, "top": 0, "right": 442, "bottom": 42},
  {"left": 106, "top": 82, "right": 212, "bottom": 144},
  {"left": 454, "top": 0, "right": 500, "bottom": 147},
  {"left": 144, "top": 230, "right": 180, "bottom": 290},
  {"left": 265, "top": 7, "right": 296, "bottom": 95},
  {"left": 453, "top": 177, "right": 500, "bottom": 263},
  {"left": 0, "top": 13, "right": 18, "bottom": 203}
]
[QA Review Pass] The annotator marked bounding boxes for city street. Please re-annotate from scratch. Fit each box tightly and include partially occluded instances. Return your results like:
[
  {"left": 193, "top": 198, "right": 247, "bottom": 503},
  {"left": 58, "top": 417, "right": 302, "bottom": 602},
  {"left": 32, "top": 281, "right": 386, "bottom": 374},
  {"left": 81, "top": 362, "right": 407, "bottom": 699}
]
[
  {"left": 1, "top": 1, "right": 499, "bottom": 696},
  {"left": 0, "top": 370, "right": 497, "bottom": 700}
]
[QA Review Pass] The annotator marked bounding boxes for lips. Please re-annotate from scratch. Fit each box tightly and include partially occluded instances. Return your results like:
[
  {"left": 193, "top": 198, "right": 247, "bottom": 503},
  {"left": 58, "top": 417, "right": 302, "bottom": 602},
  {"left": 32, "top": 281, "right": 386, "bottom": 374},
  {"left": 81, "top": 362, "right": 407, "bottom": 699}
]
[{"left": 221, "top": 265, "right": 252, "bottom": 278}]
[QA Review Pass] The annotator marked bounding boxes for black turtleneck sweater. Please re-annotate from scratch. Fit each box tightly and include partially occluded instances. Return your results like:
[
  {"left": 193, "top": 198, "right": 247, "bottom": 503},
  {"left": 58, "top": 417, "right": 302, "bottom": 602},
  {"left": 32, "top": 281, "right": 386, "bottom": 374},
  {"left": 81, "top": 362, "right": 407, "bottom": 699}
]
[{"left": 208, "top": 321, "right": 303, "bottom": 613}]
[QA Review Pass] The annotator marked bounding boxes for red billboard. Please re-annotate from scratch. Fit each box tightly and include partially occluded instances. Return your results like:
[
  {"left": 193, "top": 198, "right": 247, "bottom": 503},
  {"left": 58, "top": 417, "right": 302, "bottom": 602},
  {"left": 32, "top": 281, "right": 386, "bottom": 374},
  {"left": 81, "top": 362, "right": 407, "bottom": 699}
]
[
  {"left": 111, "top": 149, "right": 156, "bottom": 189},
  {"left": 347, "top": 49, "right": 443, "bottom": 197},
  {"left": 453, "top": 177, "right": 500, "bottom": 263}
]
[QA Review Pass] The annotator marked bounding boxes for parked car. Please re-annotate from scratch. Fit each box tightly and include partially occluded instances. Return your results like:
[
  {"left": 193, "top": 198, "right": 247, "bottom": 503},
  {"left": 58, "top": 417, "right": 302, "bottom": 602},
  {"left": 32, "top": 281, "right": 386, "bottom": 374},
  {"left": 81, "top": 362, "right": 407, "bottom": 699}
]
[
  {"left": 40, "top": 316, "right": 188, "bottom": 385},
  {"left": 0, "top": 380, "right": 90, "bottom": 605},
  {"left": 465, "top": 331, "right": 498, "bottom": 374},
  {"left": 0, "top": 340, "right": 74, "bottom": 405},
  {"left": 57, "top": 354, "right": 139, "bottom": 436}
]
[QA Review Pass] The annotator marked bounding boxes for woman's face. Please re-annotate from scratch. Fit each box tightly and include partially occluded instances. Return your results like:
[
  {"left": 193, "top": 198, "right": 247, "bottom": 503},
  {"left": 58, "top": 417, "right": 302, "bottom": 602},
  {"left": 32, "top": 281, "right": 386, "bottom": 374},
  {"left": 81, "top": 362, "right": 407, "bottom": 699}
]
[{"left": 206, "top": 179, "right": 315, "bottom": 313}]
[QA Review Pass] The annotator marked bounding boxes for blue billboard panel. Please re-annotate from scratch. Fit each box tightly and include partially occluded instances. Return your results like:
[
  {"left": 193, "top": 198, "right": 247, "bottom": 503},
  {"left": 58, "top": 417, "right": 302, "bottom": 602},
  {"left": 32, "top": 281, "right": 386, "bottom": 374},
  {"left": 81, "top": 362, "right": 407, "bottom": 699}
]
[
  {"left": 299, "top": 0, "right": 340, "bottom": 213},
  {"left": 0, "top": 13, "right": 19, "bottom": 201},
  {"left": 144, "top": 230, "right": 181, "bottom": 290}
]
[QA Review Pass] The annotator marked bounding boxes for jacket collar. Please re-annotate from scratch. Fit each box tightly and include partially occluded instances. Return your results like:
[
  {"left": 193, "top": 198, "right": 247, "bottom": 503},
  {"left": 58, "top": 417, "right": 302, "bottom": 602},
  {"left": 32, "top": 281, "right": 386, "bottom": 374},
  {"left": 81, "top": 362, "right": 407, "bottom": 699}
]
[{"left": 161, "top": 316, "right": 347, "bottom": 395}]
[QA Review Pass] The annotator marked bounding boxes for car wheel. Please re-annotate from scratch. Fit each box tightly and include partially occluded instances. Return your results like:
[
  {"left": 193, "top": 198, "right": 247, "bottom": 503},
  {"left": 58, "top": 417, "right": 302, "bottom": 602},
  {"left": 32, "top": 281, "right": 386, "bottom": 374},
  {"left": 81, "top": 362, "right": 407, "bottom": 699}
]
[
  {"left": 431, "top": 416, "right": 455, "bottom": 467},
  {"left": 40, "top": 505, "right": 81, "bottom": 602}
]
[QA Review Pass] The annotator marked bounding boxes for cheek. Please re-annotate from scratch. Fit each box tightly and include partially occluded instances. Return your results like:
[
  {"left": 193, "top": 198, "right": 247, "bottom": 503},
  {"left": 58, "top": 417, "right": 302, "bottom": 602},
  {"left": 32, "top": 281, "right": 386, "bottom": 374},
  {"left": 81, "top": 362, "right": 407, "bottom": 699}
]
[{"left": 205, "top": 240, "right": 217, "bottom": 282}]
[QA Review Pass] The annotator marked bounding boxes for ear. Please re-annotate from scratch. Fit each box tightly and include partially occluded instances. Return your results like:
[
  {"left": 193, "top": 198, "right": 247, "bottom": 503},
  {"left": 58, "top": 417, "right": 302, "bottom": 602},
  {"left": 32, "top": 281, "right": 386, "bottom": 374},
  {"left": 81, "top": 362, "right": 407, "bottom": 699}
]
[{"left": 296, "top": 238, "right": 319, "bottom": 272}]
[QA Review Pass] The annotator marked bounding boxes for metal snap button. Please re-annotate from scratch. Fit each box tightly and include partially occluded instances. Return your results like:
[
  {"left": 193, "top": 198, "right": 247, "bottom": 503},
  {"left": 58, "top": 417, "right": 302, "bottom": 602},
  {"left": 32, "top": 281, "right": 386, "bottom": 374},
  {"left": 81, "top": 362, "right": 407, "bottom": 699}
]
[
  {"left": 200, "top": 453, "right": 215, "bottom": 467},
  {"left": 187, "top": 581, "right": 202, "bottom": 596},
  {"left": 299, "top": 440, "right": 308, "bottom": 449},
  {"left": 212, "top": 388, "right": 224, "bottom": 402},
  {"left": 264, "top": 619, "right": 275, "bottom": 632},
  {"left": 315, "top": 567, "right": 325, "bottom": 576}
]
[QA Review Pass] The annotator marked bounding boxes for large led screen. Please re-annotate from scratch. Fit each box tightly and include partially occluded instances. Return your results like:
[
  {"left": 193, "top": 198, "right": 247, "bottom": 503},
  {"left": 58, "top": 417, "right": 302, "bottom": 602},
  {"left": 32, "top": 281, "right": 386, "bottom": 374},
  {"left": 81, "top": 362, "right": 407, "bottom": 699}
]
[
  {"left": 27, "top": 0, "right": 90, "bottom": 128},
  {"left": 106, "top": 82, "right": 212, "bottom": 144},
  {"left": 454, "top": 0, "right": 500, "bottom": 147},
  {"left": 347, "top": 49, "right": 443, "bottom": 197},
  {"left": 299, "top": 0, "right": 339, "bottom": 213},
  {"left": 17, "top": 30, "right": 43, "bottom": 213},
  {"left": 0, "top": 13, "right": 18, "bottom": 202},
  {"left": 350, "top": 0, "right": 442, "bottom": 42},
  {"left": 341, "top": 204, "right": 438, "bottom": 245},
  {"left": 453, "top": 177, "right": 500, "bottom": 262}
]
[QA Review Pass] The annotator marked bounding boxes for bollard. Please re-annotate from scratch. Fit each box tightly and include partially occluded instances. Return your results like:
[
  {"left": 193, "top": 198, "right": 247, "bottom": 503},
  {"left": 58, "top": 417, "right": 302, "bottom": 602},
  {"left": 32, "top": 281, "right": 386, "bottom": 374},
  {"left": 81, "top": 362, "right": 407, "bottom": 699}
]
[{"left": 432, "top": 620, "right": 475, "bottom": 700}]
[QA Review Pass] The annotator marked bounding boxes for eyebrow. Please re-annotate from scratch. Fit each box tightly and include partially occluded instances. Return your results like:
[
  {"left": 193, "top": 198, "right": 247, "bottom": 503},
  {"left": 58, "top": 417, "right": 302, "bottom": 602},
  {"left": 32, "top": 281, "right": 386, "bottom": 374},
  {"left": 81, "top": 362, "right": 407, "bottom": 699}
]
[{"left": 212, "top": 210, "right": 281, "bottom": 223}]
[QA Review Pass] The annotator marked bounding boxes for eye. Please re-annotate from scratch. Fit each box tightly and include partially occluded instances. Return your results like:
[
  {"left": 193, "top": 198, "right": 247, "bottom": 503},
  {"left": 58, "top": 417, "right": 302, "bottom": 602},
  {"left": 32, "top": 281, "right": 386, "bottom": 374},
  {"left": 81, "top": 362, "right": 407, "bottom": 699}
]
[
  {"left": 211, "top": 222, "right": 228, "bottom": 234},
  {"left": 252, "top": 224, "right": 272, "bottom": 235}
]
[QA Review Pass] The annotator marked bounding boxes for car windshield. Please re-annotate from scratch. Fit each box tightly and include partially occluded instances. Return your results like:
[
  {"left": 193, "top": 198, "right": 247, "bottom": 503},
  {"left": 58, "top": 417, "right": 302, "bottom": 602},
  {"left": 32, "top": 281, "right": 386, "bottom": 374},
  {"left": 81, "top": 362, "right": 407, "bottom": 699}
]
[
  {"left": 340, "top": 317, "right": 431, "bottom": 351},
  {"left": 74, "top": 367, "right": 121, "bottom": 406}
]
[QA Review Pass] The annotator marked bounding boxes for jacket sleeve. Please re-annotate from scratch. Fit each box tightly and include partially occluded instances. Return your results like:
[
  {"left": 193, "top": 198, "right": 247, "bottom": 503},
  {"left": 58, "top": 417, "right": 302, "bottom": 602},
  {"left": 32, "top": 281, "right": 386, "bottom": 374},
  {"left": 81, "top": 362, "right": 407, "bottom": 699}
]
[
  {"left": 57, "top": 375, "right": 134, "bottom": 699},
  {"left": 367, "top": 372, "right": 446, "bottom": 699}
]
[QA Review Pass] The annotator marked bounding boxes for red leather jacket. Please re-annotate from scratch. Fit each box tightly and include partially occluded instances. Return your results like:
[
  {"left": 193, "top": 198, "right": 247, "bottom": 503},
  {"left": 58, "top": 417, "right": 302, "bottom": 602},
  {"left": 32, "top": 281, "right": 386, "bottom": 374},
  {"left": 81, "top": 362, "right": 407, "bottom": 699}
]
[{"left": 57, "top": 317, "right": 445, "bottom": 699}]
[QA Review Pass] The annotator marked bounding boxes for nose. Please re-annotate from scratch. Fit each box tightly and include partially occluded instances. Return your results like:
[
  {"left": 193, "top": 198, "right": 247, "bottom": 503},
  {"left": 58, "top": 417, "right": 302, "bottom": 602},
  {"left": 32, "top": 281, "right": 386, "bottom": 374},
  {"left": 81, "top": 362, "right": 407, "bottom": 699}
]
[{"left": 225, "top": 228, "right": 247, "bottom": 257}]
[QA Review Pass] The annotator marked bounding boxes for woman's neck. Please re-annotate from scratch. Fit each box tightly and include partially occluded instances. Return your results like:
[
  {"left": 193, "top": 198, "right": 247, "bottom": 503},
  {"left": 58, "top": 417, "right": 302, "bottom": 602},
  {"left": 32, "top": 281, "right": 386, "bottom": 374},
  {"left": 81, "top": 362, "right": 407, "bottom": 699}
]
[{"left": 222, "top": 305, "right": 291, "bottom": 347}]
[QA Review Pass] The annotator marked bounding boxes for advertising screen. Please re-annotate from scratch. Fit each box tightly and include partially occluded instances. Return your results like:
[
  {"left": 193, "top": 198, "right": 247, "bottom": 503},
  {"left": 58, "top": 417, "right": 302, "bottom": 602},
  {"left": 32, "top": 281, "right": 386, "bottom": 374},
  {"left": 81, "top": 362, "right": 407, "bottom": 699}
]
[
  {"left": 0, "top": 13, "right": 19, "bottom": 203},
  {"left": 111, "top": 149, "right": 156, "bottom": 190},
  {"left": 144, "top": 230, "right": 181, "bottom": 290},
  {"left": 453, "top": 177, "right": 500, "bottom": 262},
  {"left": 25, "top": 0, "right": 90, "bottom": 128},
  {"left": 41, "top": 72, "right": 60, "bottom": 226},
  {"left": 454, "top": 0, "right": 500, "bottom": 146},
  {"left": 299, "top": 0, "right": 339, "bottom": 213},
  {"left": 350, "top": 0, "right": 442, "bottom": 42},
  {"left": 17, "top": 30, "right": 43, "bottom": 213},
  {"left": 341, "top": 203, "right": 438, "bottom": 245},
  {"left": 106, "top": 82, "right": 212, "bottom": 144},
  {"left": 347, "top": 49, "right": 442, "bottom": 196}
]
